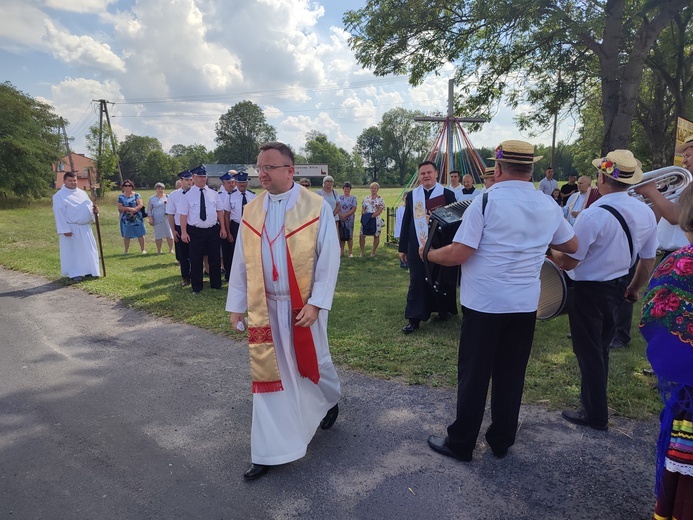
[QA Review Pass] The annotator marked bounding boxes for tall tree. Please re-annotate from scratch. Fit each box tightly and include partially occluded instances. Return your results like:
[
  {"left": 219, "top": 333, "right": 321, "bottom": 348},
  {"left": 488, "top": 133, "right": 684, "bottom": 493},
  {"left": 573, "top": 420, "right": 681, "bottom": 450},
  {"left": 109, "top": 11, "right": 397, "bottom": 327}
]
[
  {"left": 214, "top": 101, "right": 276, "bottom": 164},
  {"left": 380, "top": 108, "right": 431, "bottom": 184},
  {"left": 141, "top": 150, "right": 179, "bottom": 187},
  {"left": 0, "top": 82, "right": 62, "bottom": 197},
  {"left": 169, "top": 144, "right": 214, "bottom": 171},
  {"left": 344, "top": 0, "right": 691, "bottom": 154},
  {"left": 303, "top": 131, "right": 347, "bottom": 182},
  {"left": 118, "top": 135, "right": 163, "bottom": 186},
  {"left": 354, "top": 126, "right": 385, "bottom": 183}
]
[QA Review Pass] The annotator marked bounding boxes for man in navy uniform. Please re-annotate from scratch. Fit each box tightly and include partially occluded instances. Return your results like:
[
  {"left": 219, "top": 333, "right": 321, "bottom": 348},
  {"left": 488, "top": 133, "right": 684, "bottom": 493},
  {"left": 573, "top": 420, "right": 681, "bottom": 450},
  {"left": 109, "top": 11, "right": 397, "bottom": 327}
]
[
  {"left": 167, "top": 171, "right": 193, "bottom": 286},
  {"left": 178, "top": 166, "right": 227, "bottom": 293},
  {"left": 223, "top": 171, "right": 256, "bottom": 281}
]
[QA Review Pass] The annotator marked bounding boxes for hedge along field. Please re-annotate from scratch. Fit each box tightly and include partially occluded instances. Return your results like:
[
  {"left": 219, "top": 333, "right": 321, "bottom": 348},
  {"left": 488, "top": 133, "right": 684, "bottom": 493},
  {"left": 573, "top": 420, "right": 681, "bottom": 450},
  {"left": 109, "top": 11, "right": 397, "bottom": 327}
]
[{"left": 0, "top": 186, "right": 660, "bottom": 420}]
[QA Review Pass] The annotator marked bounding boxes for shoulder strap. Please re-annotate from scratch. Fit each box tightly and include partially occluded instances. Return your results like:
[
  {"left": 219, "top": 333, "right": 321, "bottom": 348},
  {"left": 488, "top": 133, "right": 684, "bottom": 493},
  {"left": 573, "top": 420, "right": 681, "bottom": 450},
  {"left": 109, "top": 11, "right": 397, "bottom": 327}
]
[
  {"left": 599, "top": 204, "right": 633, "bottom": 261},
  {"left": 482, "top": 191, "right": 489, "bottom": 216}
]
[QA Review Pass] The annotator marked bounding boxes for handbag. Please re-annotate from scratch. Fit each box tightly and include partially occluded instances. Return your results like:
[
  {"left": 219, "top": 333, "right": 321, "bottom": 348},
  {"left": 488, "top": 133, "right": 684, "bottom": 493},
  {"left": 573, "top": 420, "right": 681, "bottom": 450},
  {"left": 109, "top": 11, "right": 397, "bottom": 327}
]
[
  {"left": 339, "top": 220, "right": 350, "bottom": 241},
  {"left": 361, "top": 213, "right": 376, "bottom": 236}
]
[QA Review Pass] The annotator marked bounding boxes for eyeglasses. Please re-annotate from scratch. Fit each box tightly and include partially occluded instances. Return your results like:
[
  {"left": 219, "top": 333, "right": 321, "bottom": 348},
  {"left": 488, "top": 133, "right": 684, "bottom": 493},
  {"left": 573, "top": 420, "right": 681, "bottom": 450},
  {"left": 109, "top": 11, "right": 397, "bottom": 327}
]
[{"left": 255, "top": 164, "right": 291, "bottom": 173}]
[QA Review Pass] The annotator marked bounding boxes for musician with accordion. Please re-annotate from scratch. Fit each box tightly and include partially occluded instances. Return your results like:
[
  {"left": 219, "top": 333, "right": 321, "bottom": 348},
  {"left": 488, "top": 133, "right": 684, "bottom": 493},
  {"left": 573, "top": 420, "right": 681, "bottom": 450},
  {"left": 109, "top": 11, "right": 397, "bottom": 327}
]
[
  {"left": 424, "top": 140, "right": 577, "bottom": 462},
  {"left": 398, "top": 161, "right": 458, "bottom": 334}
]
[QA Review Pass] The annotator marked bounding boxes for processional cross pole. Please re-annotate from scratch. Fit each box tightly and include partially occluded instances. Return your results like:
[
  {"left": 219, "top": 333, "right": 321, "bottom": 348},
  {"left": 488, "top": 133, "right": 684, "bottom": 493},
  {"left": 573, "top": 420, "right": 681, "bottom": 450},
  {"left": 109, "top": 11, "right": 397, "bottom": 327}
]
[{"left": 414, "top": 79, "right": 486, "bottom": 184}]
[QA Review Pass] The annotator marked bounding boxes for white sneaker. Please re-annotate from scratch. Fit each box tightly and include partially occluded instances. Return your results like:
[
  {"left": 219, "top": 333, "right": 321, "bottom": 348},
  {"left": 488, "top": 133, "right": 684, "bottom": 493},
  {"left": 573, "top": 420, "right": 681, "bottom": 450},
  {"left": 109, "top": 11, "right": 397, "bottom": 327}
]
[{"left": 141, "top": 250, "right": 147, "bottom": 255}]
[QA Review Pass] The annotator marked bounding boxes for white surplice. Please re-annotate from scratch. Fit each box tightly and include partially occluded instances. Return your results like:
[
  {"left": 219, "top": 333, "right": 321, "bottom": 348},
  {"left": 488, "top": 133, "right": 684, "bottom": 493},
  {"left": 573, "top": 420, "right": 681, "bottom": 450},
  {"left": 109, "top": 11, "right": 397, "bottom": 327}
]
[
  {"left": 52, "top": 186, "right": 100, "bottom": 278},
  {"left": 226, "top": 182, "right": 341, "bottom": 465}
]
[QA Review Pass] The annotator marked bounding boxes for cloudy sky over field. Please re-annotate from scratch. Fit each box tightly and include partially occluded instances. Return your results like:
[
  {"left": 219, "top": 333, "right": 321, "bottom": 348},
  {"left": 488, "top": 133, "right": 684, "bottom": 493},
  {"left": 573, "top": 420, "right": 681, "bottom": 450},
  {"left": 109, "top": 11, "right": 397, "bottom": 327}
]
[{"left": 0, "top": 0, "right": 573, "bottom": 156}]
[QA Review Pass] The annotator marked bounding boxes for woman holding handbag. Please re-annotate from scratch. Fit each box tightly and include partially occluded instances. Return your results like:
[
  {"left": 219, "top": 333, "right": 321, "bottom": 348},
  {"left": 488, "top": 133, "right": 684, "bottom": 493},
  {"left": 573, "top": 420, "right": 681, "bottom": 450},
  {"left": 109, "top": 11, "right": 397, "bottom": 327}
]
[
  {"left": 117, "top": 180, "right": 147, "bottom": 254},
  {"left": 338, "top": 181, "right": 357, "bottom": 257}
]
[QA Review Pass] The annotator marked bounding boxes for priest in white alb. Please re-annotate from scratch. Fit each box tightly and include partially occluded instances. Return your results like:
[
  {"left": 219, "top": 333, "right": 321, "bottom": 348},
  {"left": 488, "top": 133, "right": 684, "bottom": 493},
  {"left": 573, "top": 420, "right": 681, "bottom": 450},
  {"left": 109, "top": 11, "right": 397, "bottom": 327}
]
[
  {"left": 52, "top": 171, "right": 100, "bottom": 282},
  {"left": 226, "top": 141, "right": 341, "bottom": 481}
]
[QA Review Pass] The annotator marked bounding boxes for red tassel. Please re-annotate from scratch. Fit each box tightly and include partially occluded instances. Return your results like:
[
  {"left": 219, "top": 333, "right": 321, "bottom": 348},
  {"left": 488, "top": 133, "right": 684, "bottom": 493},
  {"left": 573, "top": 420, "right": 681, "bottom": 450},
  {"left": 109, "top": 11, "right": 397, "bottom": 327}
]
[
  {"left": 272, "top": 265, "right": 279, "bottom": 281},
  {"left": 252, "top": 380, "right": 284, "bottom": 393}
]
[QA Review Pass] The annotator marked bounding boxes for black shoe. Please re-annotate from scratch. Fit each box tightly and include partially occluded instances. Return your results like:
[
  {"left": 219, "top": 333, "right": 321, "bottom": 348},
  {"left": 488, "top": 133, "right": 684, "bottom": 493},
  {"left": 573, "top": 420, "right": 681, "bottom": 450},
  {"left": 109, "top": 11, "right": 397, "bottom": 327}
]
[
  {"left": 561, "top": 409, "right": 608, "bottom": 431},
  {"left": 436, "top": 313, "right": 449, "bottom": 322},
  {"left": 427, "top": 435, "right": 472, "bottom": 462},
  {"left": 609, "top": 342, "right": 627, "bottom": 349},
  {"left": 181, "top": 278, "right": 190, "bottom": 287},
  {"left": 402, "top": 321, "right": 419, "bottom": 334},
  {"left": 490, "top": 447, "right": 508, "bottom": 459},
  {"left": 320, "top": 404, "right": 339, "bottom": 430},
  {"left": 69, "top": 276, "right": 84, "bottom": 283},
  {"left": 244, "top": 464, "right": 270, "bottom": 480}
]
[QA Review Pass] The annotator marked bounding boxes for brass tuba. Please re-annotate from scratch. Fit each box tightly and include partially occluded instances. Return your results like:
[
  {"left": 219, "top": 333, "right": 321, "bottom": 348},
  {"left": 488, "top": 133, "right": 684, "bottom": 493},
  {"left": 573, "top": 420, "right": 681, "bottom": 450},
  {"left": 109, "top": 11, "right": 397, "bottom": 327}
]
[{"left": 627, "top": 166, "right": 692, "bottom": 205}]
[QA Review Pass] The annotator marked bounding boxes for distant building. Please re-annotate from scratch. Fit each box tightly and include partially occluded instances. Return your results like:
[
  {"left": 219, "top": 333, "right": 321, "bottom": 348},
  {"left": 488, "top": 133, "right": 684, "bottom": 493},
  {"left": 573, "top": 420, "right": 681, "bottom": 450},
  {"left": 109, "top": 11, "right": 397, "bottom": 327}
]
[{"left": 53, "top": 153, "right": 97, "bottom": 190}]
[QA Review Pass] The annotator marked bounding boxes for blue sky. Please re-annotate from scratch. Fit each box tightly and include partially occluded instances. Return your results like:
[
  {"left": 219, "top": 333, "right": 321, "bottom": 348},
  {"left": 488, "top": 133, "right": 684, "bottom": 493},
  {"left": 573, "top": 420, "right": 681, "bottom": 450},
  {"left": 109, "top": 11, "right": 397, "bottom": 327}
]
[{"left": 0, "top": 0, "right": 573, "bottom": 157}]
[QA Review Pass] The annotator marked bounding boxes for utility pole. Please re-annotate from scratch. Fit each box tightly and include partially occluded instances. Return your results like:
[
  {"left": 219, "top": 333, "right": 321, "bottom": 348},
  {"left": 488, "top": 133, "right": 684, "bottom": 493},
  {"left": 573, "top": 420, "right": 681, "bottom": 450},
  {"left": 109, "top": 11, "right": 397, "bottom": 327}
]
[
  {"left": 58, "top": 118, "right": 75, "bottom": 175},
  {"left": 94, "top": 99, "right": 124, "bottom": 185}
]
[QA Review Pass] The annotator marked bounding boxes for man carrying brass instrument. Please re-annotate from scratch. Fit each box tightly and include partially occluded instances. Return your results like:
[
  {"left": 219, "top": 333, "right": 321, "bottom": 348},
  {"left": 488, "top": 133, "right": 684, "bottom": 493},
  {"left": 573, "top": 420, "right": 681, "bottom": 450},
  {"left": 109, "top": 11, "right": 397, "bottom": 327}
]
[
  {"left": 422, "top": 140, "right": 576, "bottom": 461},
  {"left": 552, "top": 149, "right": 658, "bottom": 431}
]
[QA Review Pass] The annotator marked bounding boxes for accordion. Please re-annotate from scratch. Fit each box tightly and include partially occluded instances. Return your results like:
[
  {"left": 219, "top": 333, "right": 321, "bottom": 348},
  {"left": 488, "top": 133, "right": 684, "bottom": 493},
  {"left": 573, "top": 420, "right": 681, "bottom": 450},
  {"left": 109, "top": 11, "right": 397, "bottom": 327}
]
[{"left": 423, "top": 199, "right": 474, "bottom": 295}]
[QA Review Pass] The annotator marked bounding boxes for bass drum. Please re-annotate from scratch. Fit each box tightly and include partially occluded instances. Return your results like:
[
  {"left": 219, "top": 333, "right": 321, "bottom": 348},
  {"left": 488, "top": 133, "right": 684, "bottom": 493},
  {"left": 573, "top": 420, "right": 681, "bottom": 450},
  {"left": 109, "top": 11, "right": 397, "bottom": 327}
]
[{"left": 537, "top": 258, "right": 568, "bottom": 321}]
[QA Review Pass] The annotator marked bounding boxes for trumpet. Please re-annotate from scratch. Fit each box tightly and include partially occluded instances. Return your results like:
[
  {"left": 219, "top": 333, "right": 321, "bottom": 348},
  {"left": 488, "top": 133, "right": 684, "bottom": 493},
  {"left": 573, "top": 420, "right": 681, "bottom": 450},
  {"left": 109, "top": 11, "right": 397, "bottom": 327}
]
[{"left": 627, "top": 165, "right": 692, "bottom": 205}]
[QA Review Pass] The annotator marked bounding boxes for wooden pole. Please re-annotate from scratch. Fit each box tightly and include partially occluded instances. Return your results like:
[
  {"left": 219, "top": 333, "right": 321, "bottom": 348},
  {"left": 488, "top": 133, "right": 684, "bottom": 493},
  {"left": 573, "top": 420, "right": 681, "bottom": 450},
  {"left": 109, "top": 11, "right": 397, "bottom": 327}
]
[{"left": 86, "top": 167, "right": 107, "bottom": 277}]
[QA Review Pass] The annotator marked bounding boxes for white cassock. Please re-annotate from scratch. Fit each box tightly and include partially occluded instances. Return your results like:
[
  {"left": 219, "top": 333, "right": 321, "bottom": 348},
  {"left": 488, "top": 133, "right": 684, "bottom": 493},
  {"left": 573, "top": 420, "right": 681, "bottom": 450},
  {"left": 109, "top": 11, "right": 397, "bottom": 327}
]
[
  {"left": 226, "top": 183, "right": 341, "bottom": 466},
  {"left": 394, "top": 205, "right": 405, "bottom": 240},
  {"left": 564, "top": 191, "right": 587, "bottom": 226},
  {"left": 52, "top": 186, "right": 100, "bottom": 278}
]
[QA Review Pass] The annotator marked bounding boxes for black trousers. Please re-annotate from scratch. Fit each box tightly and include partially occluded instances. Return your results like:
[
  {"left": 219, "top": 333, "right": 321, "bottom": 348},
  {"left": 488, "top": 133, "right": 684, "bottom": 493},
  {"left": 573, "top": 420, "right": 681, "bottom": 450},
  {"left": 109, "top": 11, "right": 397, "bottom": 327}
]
[
  {"left": 447, "top": 307, "right": 536, "bottom": 458},
  {"left": 173, "top": 224, "right": 190, "bottom": 280},
  {"left": 187, "top": 224, "right": 221, "bottom": 292},
  {"left": 568, "top": 280, "right": 625, "bottom": 426},
  {"left": 222, "top": 220, "right": 239, "bottom": 282},
  {"left": 404, "top": 243, "right": 457, "bottom": 321}
]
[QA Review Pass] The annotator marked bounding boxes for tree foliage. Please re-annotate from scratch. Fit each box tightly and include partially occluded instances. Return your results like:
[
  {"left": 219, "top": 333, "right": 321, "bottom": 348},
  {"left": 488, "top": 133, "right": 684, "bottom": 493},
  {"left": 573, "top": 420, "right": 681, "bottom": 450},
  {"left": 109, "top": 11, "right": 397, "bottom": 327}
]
[
  {"left": 169, "top": 144, "right": 214, "bottom": 172},
  {"left": 344, "top": 0, "right": 691, "bottom": 153},
  {"left": 303, "top": 131, "right": 348, "bottom": 182},
  {"left": 141, "top": 150, "right": 179, "bottom": 187},
  {"left": 380, "top": 108, "right": 432, "bottom": 184},
  {"left": 85, "top": 124, "right": 120, "bottom": 195},
  {"left": 118, "top": 135, "right": 163, "bottom": 186},
  {"left": 0, "top": 82, "right": 62, "bottom": 197},
  {"left": 214, "top": 100, "right": 276, "bottom": 163}
]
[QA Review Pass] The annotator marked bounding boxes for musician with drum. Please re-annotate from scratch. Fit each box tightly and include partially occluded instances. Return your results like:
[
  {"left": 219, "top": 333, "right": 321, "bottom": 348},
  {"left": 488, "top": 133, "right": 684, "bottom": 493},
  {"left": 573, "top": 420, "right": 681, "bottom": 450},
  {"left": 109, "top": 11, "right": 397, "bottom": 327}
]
[
  {"left": 423, "top": 140, "right": 577, "bottom": 461},
  {"left": 551, "top": 149, "right": 658, "bottom": 431}
]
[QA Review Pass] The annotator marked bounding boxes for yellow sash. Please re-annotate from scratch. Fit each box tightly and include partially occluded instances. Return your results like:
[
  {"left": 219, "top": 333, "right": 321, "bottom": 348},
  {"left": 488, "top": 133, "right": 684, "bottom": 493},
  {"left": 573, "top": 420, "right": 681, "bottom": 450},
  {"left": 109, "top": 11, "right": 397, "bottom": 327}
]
[{"left": 241, "top": 187, "right": 323, "bottom": 393}]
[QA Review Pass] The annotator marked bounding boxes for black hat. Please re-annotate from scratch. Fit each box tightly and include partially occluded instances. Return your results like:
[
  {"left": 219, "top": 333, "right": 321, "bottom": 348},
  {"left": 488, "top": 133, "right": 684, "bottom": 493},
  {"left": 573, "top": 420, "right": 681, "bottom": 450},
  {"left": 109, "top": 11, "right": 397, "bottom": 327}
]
[
  {"left": 233, "top": 171, "right": 249, "bottom": 182},
  {"left": 220, "top": 172, "right": 232, "bottom": 181},
  {"left": 191, "top": 165, "right": 207, "bottom": 176},
  {"left": 178, "top": 170, "right": 193, "bottom": 179}
]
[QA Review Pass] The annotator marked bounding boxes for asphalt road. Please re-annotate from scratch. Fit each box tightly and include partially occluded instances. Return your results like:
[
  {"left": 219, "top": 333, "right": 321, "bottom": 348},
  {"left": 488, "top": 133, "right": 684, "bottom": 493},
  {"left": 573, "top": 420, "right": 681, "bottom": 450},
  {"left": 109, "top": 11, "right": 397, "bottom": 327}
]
[{"left": 0, "top": 268, "right": 659, "bottom": 519}]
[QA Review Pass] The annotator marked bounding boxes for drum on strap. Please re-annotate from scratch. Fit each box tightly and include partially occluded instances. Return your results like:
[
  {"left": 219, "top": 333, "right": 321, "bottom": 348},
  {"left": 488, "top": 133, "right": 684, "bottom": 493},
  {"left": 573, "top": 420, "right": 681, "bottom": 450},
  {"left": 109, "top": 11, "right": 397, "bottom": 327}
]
[
  {"left": 537, "top": 257, "right": 568, "bottom": 321},
  {"left": 423, "top": 200, "right": 473, "bottom": 295}
]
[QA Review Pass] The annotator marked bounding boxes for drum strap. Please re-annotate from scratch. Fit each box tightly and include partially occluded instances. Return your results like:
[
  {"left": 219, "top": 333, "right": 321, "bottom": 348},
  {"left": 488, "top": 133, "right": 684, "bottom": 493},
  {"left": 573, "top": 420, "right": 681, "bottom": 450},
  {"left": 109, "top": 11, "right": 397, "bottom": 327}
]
[{"left": 599, "top": 205, "right": 633, "bottom": 262}]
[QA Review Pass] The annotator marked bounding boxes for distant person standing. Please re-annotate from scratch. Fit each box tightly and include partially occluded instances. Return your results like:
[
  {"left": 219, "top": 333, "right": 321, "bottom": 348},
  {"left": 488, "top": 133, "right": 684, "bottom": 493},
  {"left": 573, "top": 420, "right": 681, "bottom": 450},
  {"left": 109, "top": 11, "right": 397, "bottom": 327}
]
[
  {"left": 447, "top": 170, "right": 464, "bottom": 201},
  {"left": 117, "top": 180, "right": 147, "bottom": 254},
  {"left": 223, "top": 171, "right": 256, "bottom": 282},
  {"left": 478, "top": 167, "right": 496, "bottom": 195},
  {"left": 52, "top": 171, "right": 100, "bottom": 282},
  {"left": 167, "top": 172, "right": 193, "bottom": 286},
  {"left": 179, "top": 166, "right": 227, "bottom": 294},
  {"left": 538, "top": 167, "right": 558, "bottom": 196},
  {"left": 147, "top": 182, "right": 174, "bottom": 254},
  {"left": 458, "top": 174, "right": 480, "bottom": 201},
  {"left": 560, "top": 175, "right": 578, "bottom": 206},
  {"left": 219, "top": 171, "right": 237, "bottom": 280},
  {"left": 564, "top": 175, "right": 592, "bottom": 225}
]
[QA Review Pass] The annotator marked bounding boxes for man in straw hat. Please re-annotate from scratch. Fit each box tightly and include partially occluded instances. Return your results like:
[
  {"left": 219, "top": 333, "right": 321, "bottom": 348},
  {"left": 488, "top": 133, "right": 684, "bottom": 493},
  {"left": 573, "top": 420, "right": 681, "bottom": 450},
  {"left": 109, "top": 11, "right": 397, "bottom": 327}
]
[
  {"left": 552, "top": 149, "right": 658, "bottom": 431},
  {"left": 478, "top": 166, "right": 496, "bottom": 195},
  {"left": 424, "top": 140, "right": 577, "bottom": 461}
]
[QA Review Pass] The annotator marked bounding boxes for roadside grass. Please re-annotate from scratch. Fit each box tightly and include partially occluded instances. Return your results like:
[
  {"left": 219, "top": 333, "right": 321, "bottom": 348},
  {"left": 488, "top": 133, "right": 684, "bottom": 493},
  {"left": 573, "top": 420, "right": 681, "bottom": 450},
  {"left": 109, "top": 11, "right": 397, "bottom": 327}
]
[{"left": 0, "top": 188, "right": 661, "bottom": 420}]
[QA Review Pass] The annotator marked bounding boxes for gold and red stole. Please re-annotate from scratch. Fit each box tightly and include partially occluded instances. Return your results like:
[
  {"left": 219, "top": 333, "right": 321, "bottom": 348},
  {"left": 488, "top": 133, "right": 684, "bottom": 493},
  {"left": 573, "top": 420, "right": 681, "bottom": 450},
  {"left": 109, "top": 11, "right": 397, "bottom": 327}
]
[{"left": 241, "top": 187, "right": 323, "bottom": 393}]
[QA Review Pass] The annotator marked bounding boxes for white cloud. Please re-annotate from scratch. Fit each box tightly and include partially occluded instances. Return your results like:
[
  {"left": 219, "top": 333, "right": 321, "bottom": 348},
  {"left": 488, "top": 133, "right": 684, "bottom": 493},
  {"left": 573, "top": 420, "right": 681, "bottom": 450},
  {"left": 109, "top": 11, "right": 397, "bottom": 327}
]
[
  {"left": 44, "top": 0, "right": 116, "bottom": 14},
  {"left": 0, "top": 1, "right": 48, "bottom": 49},
  {"left": 43, "top": 20, "right": 126, "bottom": 72}
]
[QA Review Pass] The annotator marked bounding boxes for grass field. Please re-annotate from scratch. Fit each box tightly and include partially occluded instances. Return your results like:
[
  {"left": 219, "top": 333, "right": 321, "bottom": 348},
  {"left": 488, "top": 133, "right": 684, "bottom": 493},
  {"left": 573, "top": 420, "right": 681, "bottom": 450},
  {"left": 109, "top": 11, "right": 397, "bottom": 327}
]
[{"left": 0, "top": 186, "right": 661, "bottom": 420}]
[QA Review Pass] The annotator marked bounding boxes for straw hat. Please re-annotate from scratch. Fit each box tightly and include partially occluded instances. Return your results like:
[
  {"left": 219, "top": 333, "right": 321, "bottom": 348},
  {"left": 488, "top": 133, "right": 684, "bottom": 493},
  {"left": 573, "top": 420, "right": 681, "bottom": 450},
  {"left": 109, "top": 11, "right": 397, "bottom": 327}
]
[
  {"left": 480, "top": 166, "right": 495, "bottom": 178},
  {"left": 675, "top": 134, "right": 693, "bottom": 154},
  {"left": 591, "top": 149, "right": 643, "bottom": 185},
  {"left": 488, "top": 140, "right": 542, "bottom": 164}
]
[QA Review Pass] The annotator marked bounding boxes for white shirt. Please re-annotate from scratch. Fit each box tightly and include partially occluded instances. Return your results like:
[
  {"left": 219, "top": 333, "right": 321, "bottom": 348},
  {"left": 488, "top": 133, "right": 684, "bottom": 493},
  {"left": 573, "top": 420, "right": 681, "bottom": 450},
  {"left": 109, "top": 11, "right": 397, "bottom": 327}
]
[
  {"left": 223, "top": 189, "right": 255, "bottom": 223},
  {"left": 567, "top": 191, "right": 658, "bottom": 281},
  {"left": 447, "top": 184, "right": 464, "bottom": 201},
  {"left": 177, "top": 185, "right": 222, "bottom": 228},
  {"left": 564, "top": 191, "right": 588, "bottom": 225},
  {"left": 165, "top": 188, "right": 187, "bottom": 226},
  {"left": 453, "top": 180, "right": 574, "bottom": 313},
  {"left": 657, "top": 219, "right": 689, "bottom": 252},
  {"left": 457, "top": 187, "right": 480, "bottom": 202},
  {"left": 538, "top": 177, "right": 558, "bottom": 196}
]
